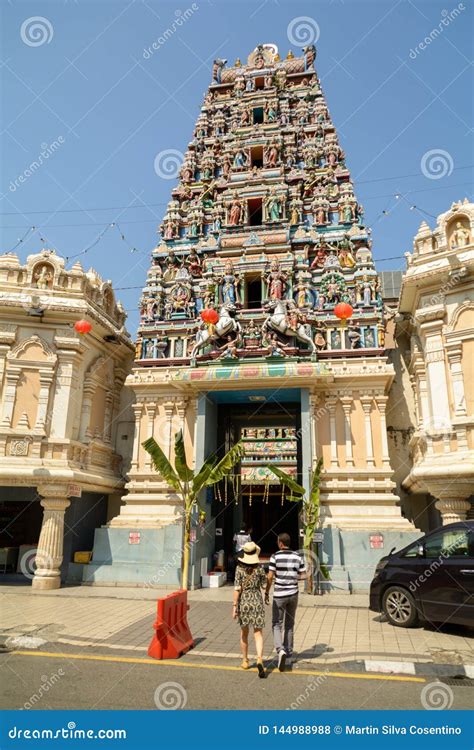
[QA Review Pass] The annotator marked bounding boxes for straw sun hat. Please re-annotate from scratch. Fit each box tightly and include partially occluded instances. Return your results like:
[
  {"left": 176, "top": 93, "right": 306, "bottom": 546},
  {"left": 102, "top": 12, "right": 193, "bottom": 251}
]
[{"left": 238, "top": 541, "right": 261, "bottom": 565}]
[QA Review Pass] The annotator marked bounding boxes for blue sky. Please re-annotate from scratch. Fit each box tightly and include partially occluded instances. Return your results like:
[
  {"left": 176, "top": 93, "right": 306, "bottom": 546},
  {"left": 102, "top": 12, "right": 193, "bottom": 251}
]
[{"left": 1, "top": 0, "right": 473, "bottom": 333}]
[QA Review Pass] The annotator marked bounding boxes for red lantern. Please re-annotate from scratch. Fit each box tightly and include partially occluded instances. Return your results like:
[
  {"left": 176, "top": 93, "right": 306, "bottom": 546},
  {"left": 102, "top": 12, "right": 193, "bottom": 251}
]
[
  {"left": 74, "top": 319, "right": 92, "bottom": 335},
  {"left": 200, "top": 309, "right": 218, "bottom": 325},
  {"left": 334, "top": 302, "right": 353, "bottom": 328}
]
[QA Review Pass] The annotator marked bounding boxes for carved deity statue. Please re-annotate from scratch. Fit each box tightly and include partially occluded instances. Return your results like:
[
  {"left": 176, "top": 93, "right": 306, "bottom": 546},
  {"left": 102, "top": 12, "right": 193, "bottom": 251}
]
[
  {"left": 186, "top": 248, "right": 202, "bottom": 277},
  {"left": 263, "top": 259, "right": 288, "bottom": 300},
  {"left": 163, "top": 251, "right": 179, "bottom": 281},
  {"left": 289, "top": 198, "right": 302, "bottom": 225},
  {"left": 264, "top": 142, "right": 279, "bottom": 167},
  {"left": 310, "top": 245, "right": 327, "bottom": 269},
  {"left": 233, "top": 148, "right": 248, "bottom": 169},
  {"left": 229, "top": 194, "right": 243, "bottom": 225},
  {"left": 34, "top": 265, "right": 53, "bottom": 289},
  {"left": 450, "top": 221, "right": 471, "bottom": 249},
  {"left": 212, "top": 58, "right": 227, "bottom": 83},
  {"left": 265, "top": 189, "right": 282, "bottom": 222},
  {"left": 219, "top": 260, "right": 240, "bottom": 305}
]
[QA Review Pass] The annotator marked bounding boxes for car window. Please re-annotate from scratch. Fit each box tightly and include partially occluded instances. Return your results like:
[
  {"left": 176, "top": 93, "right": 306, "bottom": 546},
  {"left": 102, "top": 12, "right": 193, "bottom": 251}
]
[
  {"left": 424, "top": 530, "right": 470, "bottom": 559},
  {"left": 401, "top": 541, "right": 422, "bottom": 558}
]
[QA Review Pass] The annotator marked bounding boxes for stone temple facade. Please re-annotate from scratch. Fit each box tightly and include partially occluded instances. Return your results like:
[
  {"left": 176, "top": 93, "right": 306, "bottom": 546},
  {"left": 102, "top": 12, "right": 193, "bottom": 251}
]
[
  {"left": 0, "top": 249, "right": 134, "bottom": 589},
  {"left": 83, "top": 43, "right": 418, "bottom": 590},
  {"left": 1, "top": 44, "right": 472, "bottom": 592},
  {"left": 397, "top": 200, "right": 474, "bottom": 525}
]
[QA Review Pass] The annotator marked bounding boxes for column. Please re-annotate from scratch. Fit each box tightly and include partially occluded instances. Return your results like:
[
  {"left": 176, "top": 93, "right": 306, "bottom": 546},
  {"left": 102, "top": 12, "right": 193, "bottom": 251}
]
[
  {"left": 326, "top": 396, "right": 338, "bottom": 468},
  {"left": 34, "top": 370, "right": 54, "bottom": 433},
  {"left": 309, "top": 394, "right": 320, "bottom": 462},
  {"left": 416, "top": 367, "right": 430, "bottom": 431},
  {"left": 360, "top": 395, "right": 375, "bottom": 468},
  {"left": 435, "top": 498, "right": 472, "bottom": 525},
  {"left": 49, "top": 347, "right": 81, "bottom": 439},
  {"left": 103, "top": 390, "right": 114, "bottom": 444},
  {"left": 145, "top": 402, "right": 157, "bottom": 468},
  {"left": 300, "top": 389, "right": 313, "bottom": 496},
  {"left": 339, "top": 397, "right": 354, "bottom": 468},
  {"left": 163, "top": 400, "right": 176, "bottom": 459},
  {"left": 375, "top": 395, "right": 390, "bottom": 468},
  {"left": 32, "top": 485, "right": 71, "bottom": 591},
  {"left": 130, "top": 403, "right": 144, "bottom": 470},
  {"left": 1, "top": 369, "right": 20, "bottom": 426},
  {"left": 175, "top": 397, "right": 189, "bottom": 434},
  {"left": 446, "top": 344, "right": 467, "bottom": 416},
  {"left": 422, "top": 324, "right": 450, "bottom": 425},
  {"left": 79, "top": 383, "right": 95, "bottom": 441}
]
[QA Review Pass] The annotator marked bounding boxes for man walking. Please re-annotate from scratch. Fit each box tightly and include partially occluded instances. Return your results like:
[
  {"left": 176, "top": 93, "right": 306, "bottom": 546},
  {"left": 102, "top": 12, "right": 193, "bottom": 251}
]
[{"left": 265, "top": 533, "right": 306, "bottom": 671}]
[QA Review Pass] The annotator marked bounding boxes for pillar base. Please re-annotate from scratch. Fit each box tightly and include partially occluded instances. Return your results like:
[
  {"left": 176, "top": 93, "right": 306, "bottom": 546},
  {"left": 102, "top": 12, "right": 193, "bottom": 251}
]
[{"left": 31, "top": 574, "right": 61, "bottom": 591}]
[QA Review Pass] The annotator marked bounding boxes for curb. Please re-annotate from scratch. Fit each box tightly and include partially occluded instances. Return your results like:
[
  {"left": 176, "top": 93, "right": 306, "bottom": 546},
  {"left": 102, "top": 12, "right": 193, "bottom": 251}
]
[{"left": 312, "top": 658, "right": 474, "bottom": 679}]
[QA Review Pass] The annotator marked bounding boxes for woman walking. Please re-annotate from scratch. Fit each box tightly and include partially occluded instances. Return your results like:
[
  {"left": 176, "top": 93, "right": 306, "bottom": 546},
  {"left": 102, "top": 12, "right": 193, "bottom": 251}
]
[{"left": 232, "top": 541, "right": 267, "bottom": 678}]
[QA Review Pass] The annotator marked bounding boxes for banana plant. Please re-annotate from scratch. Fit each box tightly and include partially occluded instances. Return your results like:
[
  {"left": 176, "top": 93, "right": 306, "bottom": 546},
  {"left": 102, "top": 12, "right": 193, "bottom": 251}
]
[
  {"left": 266, "top": 458, "right": 329, "bottom": 593},
  {"left": 142, "top": 430, "right": 245, "bottom": 590}
]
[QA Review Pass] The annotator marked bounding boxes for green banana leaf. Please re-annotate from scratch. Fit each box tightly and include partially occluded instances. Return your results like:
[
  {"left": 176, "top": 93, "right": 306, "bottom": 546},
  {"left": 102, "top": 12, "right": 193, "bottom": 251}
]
[
  {"left": 142, "top": 437, "right": 181, "bottom": 492},
  {"left": 310, "top": 457, "right": 324, "bottom": 508},
  {"left": 320, "top": 563, "right": 331, "bottom": 580},
  {"left": 174, "top": 430, "right": 194, "bottom": 483},
  {"left": 266, "top": 465, "right": 305, "bottom": 496},
  {"left": 203, "top": 442, "right": 245, "bottom": 486},
  {"left": 192, "top": 454, "right": 218, "bottom": 494}
]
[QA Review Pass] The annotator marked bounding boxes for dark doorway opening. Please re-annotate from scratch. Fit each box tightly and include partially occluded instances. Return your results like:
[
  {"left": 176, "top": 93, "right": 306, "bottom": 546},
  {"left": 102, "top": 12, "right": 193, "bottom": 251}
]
[
  {"left": 242, "top": 487, "right": 300, "bottom": 557},
  {"left": 248, "top": 198, "right": 262, "bottom": 226},
  {"left": 0, "top": 488, "right": 43, "bottom": 582},
  {"left": 253, "top": 107, "right": 264, "bottom": 124},
  {"left": 214, "top": 401, "right": 302, "bottom": 574},
  {"left": 246, "top": 278, "right": 262, "bottom": 309},
  {"left": 250, "top": 146, "right": 263, "bottom": 168}
]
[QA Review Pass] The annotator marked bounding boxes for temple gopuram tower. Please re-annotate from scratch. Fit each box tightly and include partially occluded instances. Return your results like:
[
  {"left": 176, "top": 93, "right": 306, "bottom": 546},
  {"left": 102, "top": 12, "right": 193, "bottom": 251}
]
[{"left": 90, "top": 44, "right": 417, "bottom": 589}]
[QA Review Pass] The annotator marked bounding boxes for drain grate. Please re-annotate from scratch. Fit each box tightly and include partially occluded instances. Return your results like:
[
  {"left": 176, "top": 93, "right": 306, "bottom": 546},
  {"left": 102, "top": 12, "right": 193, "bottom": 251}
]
[{"left": 437, "top": 676, "right": 474, "bottom": 687}]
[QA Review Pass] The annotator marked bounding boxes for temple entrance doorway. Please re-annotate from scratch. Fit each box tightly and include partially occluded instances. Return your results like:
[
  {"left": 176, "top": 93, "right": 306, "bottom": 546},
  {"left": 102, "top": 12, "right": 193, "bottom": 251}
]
[{"left": 212, "top": 394, "right": 302, "bottom": 574}]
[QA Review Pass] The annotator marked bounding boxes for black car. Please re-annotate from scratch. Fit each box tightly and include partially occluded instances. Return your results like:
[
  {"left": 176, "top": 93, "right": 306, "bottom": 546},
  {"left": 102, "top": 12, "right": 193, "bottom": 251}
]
[{"left": 369, "top": 521, "right": 474, "bottom": 628}]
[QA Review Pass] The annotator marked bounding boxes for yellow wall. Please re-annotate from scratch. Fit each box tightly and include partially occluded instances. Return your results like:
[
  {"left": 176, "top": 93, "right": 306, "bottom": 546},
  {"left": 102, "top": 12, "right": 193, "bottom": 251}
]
[
  {"left": 352, "top": 398, "right": 367, "bottom": 468},
  {"left": 11, "top": 369, "right": 40, "bottom": 428},
  {"left": 462, "top": 340, "right": 474, "bottom": 416}
]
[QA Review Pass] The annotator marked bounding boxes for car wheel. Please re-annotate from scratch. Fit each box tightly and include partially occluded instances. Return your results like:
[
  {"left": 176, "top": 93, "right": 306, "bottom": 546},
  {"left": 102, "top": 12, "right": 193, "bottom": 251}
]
[{"left": 382, "top": 586, "right": 419, "bottom": 628}]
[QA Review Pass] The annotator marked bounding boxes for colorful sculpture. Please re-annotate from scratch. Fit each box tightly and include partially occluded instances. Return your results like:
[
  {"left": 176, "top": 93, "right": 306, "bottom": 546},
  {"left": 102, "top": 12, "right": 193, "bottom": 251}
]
[{"left": 138, "top": 44, "right": 385, "bottom": 364}]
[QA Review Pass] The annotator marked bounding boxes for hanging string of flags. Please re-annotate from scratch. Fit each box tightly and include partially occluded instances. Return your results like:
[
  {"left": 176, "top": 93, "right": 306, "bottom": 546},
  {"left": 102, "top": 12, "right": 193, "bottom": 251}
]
[{"left": 7, "top": 222, "right": 142, "bottom": 261}]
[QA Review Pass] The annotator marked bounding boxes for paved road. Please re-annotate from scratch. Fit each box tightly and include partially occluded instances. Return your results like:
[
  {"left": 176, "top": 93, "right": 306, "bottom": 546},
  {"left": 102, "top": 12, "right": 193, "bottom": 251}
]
[{"left": 1, "top": 648, "right": 471, "bottom": 711}]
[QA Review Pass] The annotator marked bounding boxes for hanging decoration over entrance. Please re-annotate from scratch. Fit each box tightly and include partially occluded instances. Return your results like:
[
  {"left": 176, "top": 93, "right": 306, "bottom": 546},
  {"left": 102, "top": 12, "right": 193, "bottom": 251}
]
[{"left": 240, "top": 426, "right": 297, "bottom": 484}]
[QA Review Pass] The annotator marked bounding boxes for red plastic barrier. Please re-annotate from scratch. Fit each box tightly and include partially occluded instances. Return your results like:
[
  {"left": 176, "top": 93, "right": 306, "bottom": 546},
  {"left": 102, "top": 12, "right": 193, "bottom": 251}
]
[{"left": 148, "top": 589, "right": 194, "bottom": 660}]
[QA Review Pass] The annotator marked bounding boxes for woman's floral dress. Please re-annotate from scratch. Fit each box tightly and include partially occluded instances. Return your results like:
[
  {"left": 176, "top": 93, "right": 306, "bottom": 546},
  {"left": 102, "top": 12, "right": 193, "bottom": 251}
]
[{"left": 234, "top": 564, "right": 266, "bottom": 628}]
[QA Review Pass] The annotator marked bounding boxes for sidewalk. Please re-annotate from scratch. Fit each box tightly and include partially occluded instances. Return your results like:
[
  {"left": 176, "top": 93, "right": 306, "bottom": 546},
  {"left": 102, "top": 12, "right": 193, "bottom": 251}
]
[{"left": 1, "top": 584, "right": 472, "bottom": 676}]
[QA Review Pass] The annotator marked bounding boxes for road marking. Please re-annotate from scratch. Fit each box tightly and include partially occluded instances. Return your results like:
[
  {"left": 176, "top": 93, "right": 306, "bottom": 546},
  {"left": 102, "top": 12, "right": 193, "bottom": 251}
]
[{"left": 9, "top": 650, "right": 426, "bottom": 683}]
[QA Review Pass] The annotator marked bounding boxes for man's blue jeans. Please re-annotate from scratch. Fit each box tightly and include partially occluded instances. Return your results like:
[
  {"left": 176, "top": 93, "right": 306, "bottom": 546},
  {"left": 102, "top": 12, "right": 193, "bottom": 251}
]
[{"left": 272, "top": 594, "right": 298, "bottom": 656}]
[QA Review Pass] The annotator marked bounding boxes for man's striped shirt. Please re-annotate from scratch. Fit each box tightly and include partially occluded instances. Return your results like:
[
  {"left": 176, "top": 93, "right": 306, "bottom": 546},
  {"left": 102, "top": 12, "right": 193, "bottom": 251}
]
[{"left": 269, "top": 549, "right": 306, "bottom": 598}]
